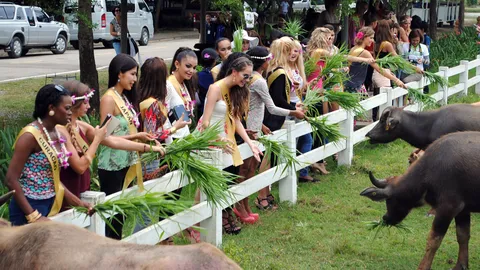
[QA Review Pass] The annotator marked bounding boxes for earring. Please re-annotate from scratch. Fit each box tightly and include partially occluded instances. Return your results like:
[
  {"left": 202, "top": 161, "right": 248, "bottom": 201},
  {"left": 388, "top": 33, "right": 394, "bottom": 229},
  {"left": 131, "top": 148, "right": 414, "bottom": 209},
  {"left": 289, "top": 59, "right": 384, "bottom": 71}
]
[
  {"left": 233, "top": 77, "right": 236, "bottom": 83},
  {"left": 49, "top": 110, "right": 55, "bottom": 116},
  {"left": 118, "top": 78, "right": 120, "bottom": 82}
]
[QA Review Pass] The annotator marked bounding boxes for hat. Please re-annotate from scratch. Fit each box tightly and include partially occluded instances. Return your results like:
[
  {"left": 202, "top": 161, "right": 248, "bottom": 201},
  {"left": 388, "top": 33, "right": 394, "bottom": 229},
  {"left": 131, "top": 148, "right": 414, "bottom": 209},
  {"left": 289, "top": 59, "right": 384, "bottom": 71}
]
[
  {"left": 201, "top": 48, "right": 218, "bottom": 61},
  {"left": 232, "top": 30, "right": 259, "bottom": 49}
]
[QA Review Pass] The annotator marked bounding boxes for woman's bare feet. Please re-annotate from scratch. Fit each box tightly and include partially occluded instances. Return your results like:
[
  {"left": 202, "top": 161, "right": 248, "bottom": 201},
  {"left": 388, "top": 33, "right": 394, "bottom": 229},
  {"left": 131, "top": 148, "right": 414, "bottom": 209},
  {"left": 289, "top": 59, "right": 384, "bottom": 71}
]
[{"left": 311, "top": 162, "right": 329, "bottom": 175}]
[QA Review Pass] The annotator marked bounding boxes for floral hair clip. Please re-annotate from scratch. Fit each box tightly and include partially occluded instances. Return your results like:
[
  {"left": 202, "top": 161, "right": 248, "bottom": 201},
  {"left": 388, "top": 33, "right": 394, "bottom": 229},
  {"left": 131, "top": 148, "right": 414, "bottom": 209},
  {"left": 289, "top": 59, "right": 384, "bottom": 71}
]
[
  {"left": 204, "top": 53, "right": 211, "bottom": 58},
  {"left": 356, "top": 32, "right": 365, "bottom": 39},
  {"left": 71, "top": 89, "right": 95, "bottom": 105}
]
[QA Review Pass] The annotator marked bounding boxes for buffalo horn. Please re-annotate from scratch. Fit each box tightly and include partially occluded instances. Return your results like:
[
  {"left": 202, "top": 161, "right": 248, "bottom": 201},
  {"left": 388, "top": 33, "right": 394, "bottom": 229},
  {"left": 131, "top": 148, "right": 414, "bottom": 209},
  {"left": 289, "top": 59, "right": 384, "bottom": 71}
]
[
  {"left": 0, "top": 190, "right": 15, "bottom": 207},
  {"left": 368, "top": 171, "right": 388, "bottom": 188}
]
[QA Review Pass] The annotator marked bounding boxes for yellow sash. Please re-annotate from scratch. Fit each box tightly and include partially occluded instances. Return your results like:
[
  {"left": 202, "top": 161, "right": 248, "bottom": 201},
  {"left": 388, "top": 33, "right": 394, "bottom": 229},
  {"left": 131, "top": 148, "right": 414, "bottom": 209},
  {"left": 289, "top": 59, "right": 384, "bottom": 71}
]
[
  {"left": 72, "top": 124, "right": 90, "bottom": 155},
  {"left": 248, "top": 73, "right": 263, "bottom": 87},
  {"left": 211, "top": 64, "right": 221, "bottom": 82},
  {"left": 14, "top": 126, "right": 65, "bottom": 217},
  {"left": 267, "top": 68, "right": 291, "bottom": 104},
  {"left": 105, "top": 90, "right": 144, "bottom": 191},
  {"left": 217, "top": 81, "right": 243, "bottom": 166},
  {"left": 139, "top": 97, "right": 167, "bottom": 120},
  {"left": 168, "top": 75, "right": 188, "bottom": 105}
]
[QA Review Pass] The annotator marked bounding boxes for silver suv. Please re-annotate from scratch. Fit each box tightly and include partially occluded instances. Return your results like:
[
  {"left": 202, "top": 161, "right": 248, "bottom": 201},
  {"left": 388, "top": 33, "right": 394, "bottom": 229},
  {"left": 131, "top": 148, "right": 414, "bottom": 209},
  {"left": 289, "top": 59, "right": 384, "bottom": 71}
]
[{"left": 0, "top": 2, "right": 70, "bottom": 58}]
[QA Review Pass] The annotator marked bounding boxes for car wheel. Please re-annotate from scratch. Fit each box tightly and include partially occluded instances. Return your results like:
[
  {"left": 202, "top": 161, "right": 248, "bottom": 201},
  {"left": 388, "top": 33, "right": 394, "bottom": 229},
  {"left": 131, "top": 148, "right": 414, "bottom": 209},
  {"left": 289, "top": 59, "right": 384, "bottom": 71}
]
[
  {"left": 52, "top": 34, "right": 67, "bottom": 54},
  {"left": 70, "top": 40, "right": 79, "bottom": 50},
  {"left": 139, "top": 27, "right": 149, "bottom": 46},
  {"left": 102, "top": 41, "right": 114, "bottom": 48},
  {"left": 21, "top": 48, "right": 29, "bottom": 56},
  {"left": 8, "top": 36, "right": 22, "bottom": 58}
]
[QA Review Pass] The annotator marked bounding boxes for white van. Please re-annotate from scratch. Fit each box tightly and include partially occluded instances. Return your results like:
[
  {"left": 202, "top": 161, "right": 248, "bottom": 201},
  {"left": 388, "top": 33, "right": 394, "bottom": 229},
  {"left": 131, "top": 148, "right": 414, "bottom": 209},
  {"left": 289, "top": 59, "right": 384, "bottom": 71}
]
[{"left": 63, "top": 0, "right": 154, "bottom": 49}]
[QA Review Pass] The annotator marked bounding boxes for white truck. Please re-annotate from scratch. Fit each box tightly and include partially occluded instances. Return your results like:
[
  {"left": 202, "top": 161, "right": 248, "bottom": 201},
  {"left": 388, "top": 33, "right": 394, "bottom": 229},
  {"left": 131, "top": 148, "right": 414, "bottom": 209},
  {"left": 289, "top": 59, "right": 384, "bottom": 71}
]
[
  {"left": 0, "top": 2, "right": 70, "bottom": 58},
  {"left": 408, "top": 0, "right": 459, "bottom": 26},
  {"left": 292, "top": 0, "right": 325, "bottom": 13}
]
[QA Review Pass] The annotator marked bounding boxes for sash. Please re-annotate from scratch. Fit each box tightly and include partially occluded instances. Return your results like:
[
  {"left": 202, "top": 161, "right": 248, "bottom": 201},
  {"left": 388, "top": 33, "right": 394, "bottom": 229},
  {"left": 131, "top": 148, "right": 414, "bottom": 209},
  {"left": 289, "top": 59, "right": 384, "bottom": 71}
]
[
  {"left": 211, "top": 64, "right": 221, "bottom": 81},
  {"left": 139, "top": 97, "right": 167, "bottom": 120},
  {"left": 217, "top": 81, "right": 243, "bottom": 166},
  {"left": 267, "top": 68, "right": 291, "bottom": 104},
  {"left": 248, "top": 73, "right": 263, "bottom": 87},
  {"left": 14, "top": 126, "right": 65, "bottom": 217},
  {"left": 105, "top": 90, "right": 144, "bottom": 191},
  {"left": 168, "top": 75, "right": 188, "bottom": 105},
  {"left": 73, "top": 125, "right": 90, "bottom": 154}
]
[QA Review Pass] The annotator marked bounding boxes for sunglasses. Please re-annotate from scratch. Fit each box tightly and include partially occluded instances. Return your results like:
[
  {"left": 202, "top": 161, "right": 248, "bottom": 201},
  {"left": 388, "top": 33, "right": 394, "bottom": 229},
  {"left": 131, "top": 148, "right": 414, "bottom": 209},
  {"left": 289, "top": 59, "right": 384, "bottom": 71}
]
[
  {"left": 115, "top": 9, "right": 120, "bottom": 12},
  {"left": 242, "top": 74, "right": 252, "bottom": 80}
]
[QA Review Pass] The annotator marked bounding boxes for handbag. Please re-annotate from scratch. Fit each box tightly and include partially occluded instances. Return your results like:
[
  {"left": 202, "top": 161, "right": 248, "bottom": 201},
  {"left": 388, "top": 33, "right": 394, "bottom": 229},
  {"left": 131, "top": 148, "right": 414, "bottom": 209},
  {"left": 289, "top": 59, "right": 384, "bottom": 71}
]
[{"left": 127, "top": 34, "right": 139, "bottom": 56}]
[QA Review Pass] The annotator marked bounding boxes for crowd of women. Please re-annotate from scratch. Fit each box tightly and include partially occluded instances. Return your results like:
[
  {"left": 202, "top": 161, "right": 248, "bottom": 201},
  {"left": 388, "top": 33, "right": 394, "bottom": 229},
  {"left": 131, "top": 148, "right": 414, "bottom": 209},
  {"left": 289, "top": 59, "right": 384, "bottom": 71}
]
[{"left": 5, "top": 8, "right": 429, "bottom": 241}]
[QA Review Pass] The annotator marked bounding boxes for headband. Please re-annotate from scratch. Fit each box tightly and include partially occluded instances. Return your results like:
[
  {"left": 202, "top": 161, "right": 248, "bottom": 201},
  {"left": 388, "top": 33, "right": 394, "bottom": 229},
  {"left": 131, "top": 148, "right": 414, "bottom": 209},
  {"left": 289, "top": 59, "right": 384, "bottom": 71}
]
[
  {"left": 71, "top": 89, "right": 95, "bottom": 105},
  {"left": 249, "top": 53, "right": 273, "bottom": 61}
]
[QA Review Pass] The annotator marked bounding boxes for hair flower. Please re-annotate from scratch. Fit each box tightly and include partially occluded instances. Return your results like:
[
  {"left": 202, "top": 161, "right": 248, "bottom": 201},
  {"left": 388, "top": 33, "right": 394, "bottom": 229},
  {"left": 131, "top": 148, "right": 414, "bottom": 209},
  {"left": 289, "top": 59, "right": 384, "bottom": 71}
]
[
  {"left": 204, "top": 53, "right": 211, "bottom": 58},
  {"left": 356, "top": 32, "right": 365, "bottom": 39}
]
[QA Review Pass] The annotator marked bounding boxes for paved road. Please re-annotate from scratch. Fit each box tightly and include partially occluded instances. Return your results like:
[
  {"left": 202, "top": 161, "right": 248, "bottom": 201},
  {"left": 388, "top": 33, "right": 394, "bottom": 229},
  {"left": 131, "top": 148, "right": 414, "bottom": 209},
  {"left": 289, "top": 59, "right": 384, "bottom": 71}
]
[{"left": 0, "top": 38, "right": 198, "bottom": 82}]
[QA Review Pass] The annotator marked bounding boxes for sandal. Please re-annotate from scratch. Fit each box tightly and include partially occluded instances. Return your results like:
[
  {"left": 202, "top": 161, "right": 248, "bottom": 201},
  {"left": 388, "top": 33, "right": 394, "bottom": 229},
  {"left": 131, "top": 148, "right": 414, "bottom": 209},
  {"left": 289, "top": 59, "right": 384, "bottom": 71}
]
[
  {"left": 255, "top": 197, "right": 272, "bottom": 210},
  {"left": 310, "top": 162, "right": 330, "bottom": 175},
  {"left": 266, "top": 194, "right": 279, "bottom": 210},
  {"left": 222, "top": 210, "right": 241, "bottom": 235},
  {"left": 299, "top": 176, "right": 320, "bottom": 183}
]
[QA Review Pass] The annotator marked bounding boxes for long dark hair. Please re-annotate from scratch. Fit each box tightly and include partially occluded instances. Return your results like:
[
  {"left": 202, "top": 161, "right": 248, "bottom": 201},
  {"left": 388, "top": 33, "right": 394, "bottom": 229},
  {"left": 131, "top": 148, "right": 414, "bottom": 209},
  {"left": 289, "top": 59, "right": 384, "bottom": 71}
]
[
  {"left": 137, "top": 57, "right": 168, "bottom": 105},
  {"left": 62, "top": 80, "right": 91, "bottom": 154},
  {"left": 217, "top": 52, "right": 248, "bottom": 81},
  {"left": 375, "top": 19, "right": 395, "bottom": 51},
  {"left": 33, "top": 84, "right": 69, "bottom": 119},
  {"left": 108, "top": 53, "right": 139, "bottom": 106},
  {"left": 170, "top": 47, "right": 198, "bottom": 99},
  {"left": 224, "top": 56, "right": 253, "bottom": 119}
]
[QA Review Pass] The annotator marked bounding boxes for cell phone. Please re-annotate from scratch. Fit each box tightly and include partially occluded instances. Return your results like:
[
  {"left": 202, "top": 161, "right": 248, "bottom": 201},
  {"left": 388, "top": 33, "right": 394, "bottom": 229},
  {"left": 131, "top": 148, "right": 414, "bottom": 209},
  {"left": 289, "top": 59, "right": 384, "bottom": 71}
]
[
  {"left": 100, "top": 114, "right": 112, "bottom": 128},
  {"left": 168, "top": 105, "right": 191, "bottom": 123}
]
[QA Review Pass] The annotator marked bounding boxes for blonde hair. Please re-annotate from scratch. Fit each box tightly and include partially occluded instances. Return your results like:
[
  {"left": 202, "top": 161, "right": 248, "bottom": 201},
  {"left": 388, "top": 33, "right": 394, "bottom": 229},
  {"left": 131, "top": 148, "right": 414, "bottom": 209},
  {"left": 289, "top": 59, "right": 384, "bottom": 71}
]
[
  {"left": 307, "top": 27, "right": 332, "bottom": 56},
  {"left": 293, "top": 39, "right": 307, "bottom": 86},
  {"left": 267, "top": 37, "right": 296, "bottom": 74},
  {"left": 355, "top": 27, "right": 375, "bottom": 46}
]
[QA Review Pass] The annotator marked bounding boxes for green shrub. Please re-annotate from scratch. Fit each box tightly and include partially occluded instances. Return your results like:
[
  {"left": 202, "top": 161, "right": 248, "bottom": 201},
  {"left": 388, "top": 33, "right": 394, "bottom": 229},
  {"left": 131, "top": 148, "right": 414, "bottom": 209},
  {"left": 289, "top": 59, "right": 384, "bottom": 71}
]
[
  {"left": 430, "top": 27, "right": 478, "bottom": 71},
  {"left": 0, "top": 126, "right": 19, "bottom": 219}
]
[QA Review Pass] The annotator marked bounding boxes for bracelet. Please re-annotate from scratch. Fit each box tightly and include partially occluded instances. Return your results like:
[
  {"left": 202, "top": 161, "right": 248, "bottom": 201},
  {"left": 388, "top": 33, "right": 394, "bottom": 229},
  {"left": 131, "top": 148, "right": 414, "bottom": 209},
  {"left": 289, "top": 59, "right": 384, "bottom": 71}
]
[
  {"left": 170, "top": 127, "right": 177, "bottom": 134},
  {"left": 26, "top": 210, "right": 42, "bottom": 223}
]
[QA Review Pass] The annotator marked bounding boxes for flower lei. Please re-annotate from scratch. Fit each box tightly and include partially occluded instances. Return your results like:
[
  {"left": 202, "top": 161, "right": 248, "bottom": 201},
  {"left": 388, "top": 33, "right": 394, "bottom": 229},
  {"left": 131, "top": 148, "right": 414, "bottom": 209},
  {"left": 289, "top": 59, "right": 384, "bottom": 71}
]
[
  {"left": 113, "top": 89, "right": 140, "bottom": 128},
  {"left": 37, "top": 118, "right": 72, "bottom": 169},
  {"left": 71, "top": 89, "right": 95, "bottom": 105},
  {"left": 179, "top": 83, "right": 196, "bottom": 116}
]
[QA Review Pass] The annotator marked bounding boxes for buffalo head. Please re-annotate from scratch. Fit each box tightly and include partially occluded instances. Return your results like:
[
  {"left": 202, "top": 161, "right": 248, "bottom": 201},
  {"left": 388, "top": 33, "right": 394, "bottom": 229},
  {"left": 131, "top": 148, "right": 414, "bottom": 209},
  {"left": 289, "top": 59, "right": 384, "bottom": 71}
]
[
  {"left": 360, "top": 172, "right": 411, "bottom": 225},
  {"left": 366, "top": 107, "right": 403, "bottom": 144}
]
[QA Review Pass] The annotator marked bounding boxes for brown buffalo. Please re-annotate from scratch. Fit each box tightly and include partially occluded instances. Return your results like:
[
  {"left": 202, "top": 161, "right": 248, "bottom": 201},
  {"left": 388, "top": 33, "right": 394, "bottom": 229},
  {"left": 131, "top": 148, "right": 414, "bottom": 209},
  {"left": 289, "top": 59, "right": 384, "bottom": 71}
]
[
  {"left": 0, "top": 191, "right": 241, "bottom": 270},
  {"left": 361, "top": 131, "right": 480, "bottom": 270}
]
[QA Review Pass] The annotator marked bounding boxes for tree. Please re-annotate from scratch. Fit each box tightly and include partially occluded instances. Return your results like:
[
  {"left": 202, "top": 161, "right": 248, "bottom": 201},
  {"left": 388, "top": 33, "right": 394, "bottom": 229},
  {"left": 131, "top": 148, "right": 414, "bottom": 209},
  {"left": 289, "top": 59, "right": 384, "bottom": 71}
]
[
  {"left": 429, "top": 0, "right": 438, "bottom": 40},
  {"left": 459, "top": 0, "right": 465, "bottom": 31},
  {"left": 78, "top": 0, "right": 100, "bottom": 112}
]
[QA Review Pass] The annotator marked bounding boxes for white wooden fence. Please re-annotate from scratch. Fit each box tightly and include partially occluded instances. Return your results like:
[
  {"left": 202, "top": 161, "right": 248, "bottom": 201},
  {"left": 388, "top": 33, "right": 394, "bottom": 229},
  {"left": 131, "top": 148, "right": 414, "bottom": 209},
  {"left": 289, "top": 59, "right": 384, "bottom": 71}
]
[{"left": 51, "top": 56, "right": 480, "bottom": 246}]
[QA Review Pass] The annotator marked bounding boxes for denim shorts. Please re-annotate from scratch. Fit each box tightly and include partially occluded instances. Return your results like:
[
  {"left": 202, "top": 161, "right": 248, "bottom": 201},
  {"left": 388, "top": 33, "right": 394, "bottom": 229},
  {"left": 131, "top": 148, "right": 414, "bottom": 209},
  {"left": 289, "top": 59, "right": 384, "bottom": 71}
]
[{"left": 9, "top": 196, "right": 54, "bottom": 226}]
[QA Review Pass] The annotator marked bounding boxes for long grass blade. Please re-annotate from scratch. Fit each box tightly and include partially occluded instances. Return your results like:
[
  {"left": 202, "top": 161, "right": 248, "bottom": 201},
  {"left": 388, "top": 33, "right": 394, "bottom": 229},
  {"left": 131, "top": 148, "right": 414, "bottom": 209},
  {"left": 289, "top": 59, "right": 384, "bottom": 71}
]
[
  {"left": 306, "top": 117, "right": 345, "bottom": 145},
  {"left": 257, "top": 136, "right": 300, "bottom": 175},
  {"left": 407, "top": 87, "right": 437, "bottom": 110}
]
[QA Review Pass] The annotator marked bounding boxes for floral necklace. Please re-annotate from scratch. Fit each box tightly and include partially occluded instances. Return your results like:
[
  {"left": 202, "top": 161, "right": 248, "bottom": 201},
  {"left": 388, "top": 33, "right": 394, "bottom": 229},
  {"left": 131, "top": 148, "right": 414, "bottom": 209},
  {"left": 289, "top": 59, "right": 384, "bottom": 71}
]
[
  {"left": 37, "top": 118, "right": 71, "bottom": 169},
  {"left": 172, "top": 74, "right": 196, "bottom": 115},
  {"left": 113, "top": 88, "right": 140, "bottom": 128}
]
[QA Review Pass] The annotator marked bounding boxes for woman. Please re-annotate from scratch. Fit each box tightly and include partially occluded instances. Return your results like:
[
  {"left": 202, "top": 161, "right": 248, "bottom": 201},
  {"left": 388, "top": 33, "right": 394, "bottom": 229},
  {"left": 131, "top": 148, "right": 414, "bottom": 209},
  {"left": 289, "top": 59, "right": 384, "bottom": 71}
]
[
  {"left": 211, "top": 38, "right": 232, "bottom": 81},
  {"left": 59, "top": 80, "right": 166, "bottom": 203},
  {"left": 110, "top": 6, "right": 122, "bottom": 55},
  {"left": 167, "top": 48, "right": 197, "bottom": 140},
  {"left": 5, "top": 84, "right": 92, "bottom": 226},
  {"left": 348, "top": 0, "right": 368, "bottom": 48},
  {"left": 244, "top": 46, "right": 305, "bottom": 211},
  {"left": 202, "top": 56, "right": 262, "bottom": 234},
  {"left": 399, "top": 15, "right": 411, "bottom": 43},
  {"left": 197, "top": 48, "right": 219, "bottom": 118},
  {"left": 401, "top": 29, "right": 430, "bottom": 84},
  {"left": 99, "top": 53, "right": 155, "bottom": 239},
  {"left": 233, "top": 29, "right": 259, "bottom": 52}
]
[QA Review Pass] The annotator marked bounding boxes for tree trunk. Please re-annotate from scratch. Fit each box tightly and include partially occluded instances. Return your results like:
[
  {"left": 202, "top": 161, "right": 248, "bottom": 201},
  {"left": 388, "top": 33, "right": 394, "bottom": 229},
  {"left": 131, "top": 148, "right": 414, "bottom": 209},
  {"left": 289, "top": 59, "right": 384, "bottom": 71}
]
[
  {"left": 78, "top": 0, "right": 99, "bottom": 113},
  {"left": 200, "top": 0, "right": 206, "bottom": 43},
  {"left": 155, "top": 0, "right": 163, "bottom": 31},
  {"left": 121, "top": 0, "right": 128, "bottom": 54},
  {"left": 459, "top": 0, "right": 465, "bottom": 31},
  {"left": 429, "top": 0, "right": 438, "bottom": 40}
]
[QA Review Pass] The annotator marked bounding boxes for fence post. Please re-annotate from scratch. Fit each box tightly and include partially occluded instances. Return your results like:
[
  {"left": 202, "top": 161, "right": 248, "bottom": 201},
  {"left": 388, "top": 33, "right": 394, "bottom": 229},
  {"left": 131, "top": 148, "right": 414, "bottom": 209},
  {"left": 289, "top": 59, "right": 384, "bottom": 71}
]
[
  {"left": 200, "top": 149, "right": 223, "bottom": 247},
  {"left": 337, "top": 111, "right": 354, "bottom": 166},
  {"left": 476, "top": 55, "right": 480, "bottom": 95},
  {"left": 439, "top": 66, "right": 449, "bottom": 105},
  {"left": 81, "top": 191, "right": 106, "bottom": 236},
  {"left": 460, "top": 60, "right": 469, "bottom": 96},
  {"left": 278, "top": 120, "right": 297, "bottom": 204},
  {"left": 378, "top": 87, "right": 393, "bottom": 116}
]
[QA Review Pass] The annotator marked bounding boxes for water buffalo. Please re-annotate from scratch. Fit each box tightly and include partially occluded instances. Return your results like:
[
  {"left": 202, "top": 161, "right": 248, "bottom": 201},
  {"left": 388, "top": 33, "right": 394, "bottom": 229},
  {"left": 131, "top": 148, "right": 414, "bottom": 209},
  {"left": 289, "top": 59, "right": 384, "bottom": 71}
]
[
  {"left": 366, "top": 104, "right": 480, "bottom": 150},
  {"left": 360, "top": 131, "right": 480, "bottom": 270},
  {"left": 0, "top": 191, "right": 241, "bottom": 270}
]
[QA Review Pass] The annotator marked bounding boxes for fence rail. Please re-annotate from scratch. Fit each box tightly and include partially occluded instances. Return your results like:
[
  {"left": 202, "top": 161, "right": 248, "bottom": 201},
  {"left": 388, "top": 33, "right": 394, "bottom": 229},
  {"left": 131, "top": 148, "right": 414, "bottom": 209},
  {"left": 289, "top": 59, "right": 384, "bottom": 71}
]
[{"left": 51, "top": 55, "right": 480, "bottom": 246}]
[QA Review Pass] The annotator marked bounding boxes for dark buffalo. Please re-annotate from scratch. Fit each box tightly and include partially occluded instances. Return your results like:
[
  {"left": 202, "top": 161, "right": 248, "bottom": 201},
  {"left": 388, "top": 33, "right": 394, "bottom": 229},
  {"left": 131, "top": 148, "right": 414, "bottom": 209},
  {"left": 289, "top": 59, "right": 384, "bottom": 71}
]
[
  {"left": 366, "top": 104, "right": 480, "bottom": 150},
  {"left": 360, "top": 131, "right": 480, "bottom": 270}
]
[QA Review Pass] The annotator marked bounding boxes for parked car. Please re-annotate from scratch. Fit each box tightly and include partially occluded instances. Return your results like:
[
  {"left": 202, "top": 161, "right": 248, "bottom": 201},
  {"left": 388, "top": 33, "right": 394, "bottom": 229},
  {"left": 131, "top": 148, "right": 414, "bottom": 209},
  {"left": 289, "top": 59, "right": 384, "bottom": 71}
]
[
  {"left": 192, "top": 1, "right": 257, "bottom": 31},
  {"left": 0, "top": 2, "right": 70, "bottom": 58},
  {"left": 293, "top": 0, "right": 325, "bottom": 13},
  {"left": 63, "top": 0, "right": 154, "bottom": 49}
]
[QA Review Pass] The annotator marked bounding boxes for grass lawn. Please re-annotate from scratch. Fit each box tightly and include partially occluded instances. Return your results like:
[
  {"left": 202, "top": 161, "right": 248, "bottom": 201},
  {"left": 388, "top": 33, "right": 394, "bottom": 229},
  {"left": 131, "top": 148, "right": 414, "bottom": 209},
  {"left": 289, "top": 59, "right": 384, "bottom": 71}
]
[{"left": 218, "top": 93, "right": 480, "bottom": 269}]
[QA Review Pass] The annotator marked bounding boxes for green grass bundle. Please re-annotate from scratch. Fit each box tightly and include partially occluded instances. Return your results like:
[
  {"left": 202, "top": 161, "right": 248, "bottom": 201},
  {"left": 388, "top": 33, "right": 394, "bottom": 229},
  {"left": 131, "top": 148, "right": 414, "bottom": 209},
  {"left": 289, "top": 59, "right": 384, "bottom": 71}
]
[
  {"left": 407, "top": 87, "right": 438, "bottom": 110},
  {"left": 423, "top": 71, "right": 448, "bottom": 89},
  {"left": 73, "top": 191, "right": 190, "bottom": 235},
  {"left": 284, "top": 18, "right": 307, "bottom": 39},
  {"left": 141, "top": 123, "right": 235, "bottom": 206},
  {"left": 306, "top": 116, "right": 345, "bottom": 145},
  {"left": 257, "top": 136, "right": 300, "bottom": 175},
  {"left": 323, "top": 91, "right": 365, "bottom": 116},
  {"left": 365, "top": 219, "right": 413, "bottom": 239},
  {"left": 232, "top": 25, "right": 244, "bottom": 53},
  {"left": 375, "top": 54, "right": 417, "bottom": 74},
  {"left": 302, "top": 87, "right": 324, "bottom": 117},
  {"left": 304, "top": 56, "right": 317, "bottom": 78},
  {"left": 320, "top": 45, "right": 350, "bottom": 90}
]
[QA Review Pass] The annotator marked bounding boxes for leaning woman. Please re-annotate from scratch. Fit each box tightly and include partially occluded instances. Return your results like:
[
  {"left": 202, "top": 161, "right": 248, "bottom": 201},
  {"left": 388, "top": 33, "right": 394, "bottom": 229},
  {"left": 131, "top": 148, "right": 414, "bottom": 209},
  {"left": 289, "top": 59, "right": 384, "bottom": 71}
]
[
  {"left": 201, "top": 56, "right": 262, "bottom": 234},
  {"left": 59, "top": 80, "right": 165, "bottom": 205},
  {"left": 5, "top": 84, "right": 92, "bottom": 226},
  {"left": 99, "top": 54, "right": 156, "bottom": 239}
]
